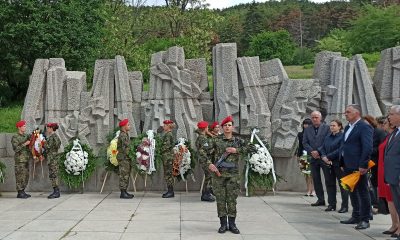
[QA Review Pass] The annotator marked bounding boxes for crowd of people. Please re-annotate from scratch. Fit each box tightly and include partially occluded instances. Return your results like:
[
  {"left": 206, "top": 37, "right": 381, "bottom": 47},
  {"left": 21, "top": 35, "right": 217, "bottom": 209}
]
[
  {"left": 297, "top": 104, "right": 400, "bottom": 239},
  {"left": 8, "top": 115, "right": 256, "bottom": 234}
]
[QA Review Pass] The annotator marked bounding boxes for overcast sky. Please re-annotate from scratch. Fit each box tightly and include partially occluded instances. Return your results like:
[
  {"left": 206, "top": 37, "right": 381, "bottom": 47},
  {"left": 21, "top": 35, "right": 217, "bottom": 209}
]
[{"left": 144, "top": 0, "right": 330, "bottom": 9}]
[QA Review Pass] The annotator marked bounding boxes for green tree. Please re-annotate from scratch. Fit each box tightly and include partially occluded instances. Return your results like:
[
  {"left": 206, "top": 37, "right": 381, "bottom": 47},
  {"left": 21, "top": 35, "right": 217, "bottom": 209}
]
[
  {"left": 315, "top": 29, "right": 350, "bottom": 55},
  {"left": 241, "top": 1, "right": 264, "bottom": 54},
  {"left": 346, "top": 5, "right": 400, "bottom": 54},
  {"left": 246, "top": 30, "right": 296, "bottom": 64},
  {"left": 0, "top": 0, "right": 106, "bottom": 104}
]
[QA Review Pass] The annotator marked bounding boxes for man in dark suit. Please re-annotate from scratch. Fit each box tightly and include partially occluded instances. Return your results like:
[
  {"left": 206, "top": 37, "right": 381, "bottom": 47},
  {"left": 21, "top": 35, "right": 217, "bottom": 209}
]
[
  {"left": 303, "top": 111, "right": 330, "bottom": 206},
  {"left": 385, "top": 105, "right": 400, "bottom": 240},
  {"left": 340, "top": 104, "right": 373, "bottom": 230}
]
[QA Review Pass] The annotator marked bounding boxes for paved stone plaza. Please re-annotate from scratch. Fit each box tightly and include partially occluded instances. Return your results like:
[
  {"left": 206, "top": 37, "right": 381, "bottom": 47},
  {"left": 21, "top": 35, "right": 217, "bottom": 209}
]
[{"left": 0, "top": 191, "right": 394, "bottom": 240}]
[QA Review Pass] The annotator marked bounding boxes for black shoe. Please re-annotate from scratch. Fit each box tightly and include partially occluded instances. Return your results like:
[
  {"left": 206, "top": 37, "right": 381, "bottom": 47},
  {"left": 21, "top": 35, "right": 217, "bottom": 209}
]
[
  {"left": 382, "top": 229, "right": 397, "bottom": 234},
  {"left": 126, "top": 191, "right": 134, "bottom": 198},
  {"left": 48, "top": 187, "right": 60, "bottom": 199},
  {"left": 311, "top": 201, "right": 325, "bottom": 206},
  {"left": 340, "top": 217, "right": 359, "bottom": 224},
  {"left": 391, "top": 233, "right": 400, "bottom": 238},
  {"left": 120, "top": 190, "right": 134, "bottom": 199},
  {"left": 16, "top": 190, "right": 29, "bottom": 199},
  {"left": 338, "top": 207, "right": 348, "bottom": 213},
  {"left": 162, "top": 186, "right": 174, "bottom": 198},
  {"left": 325, "top": 205, "right": 336, "bottom": 211},
  {"left": 22, "top": 189, "right": 31, "bottom": 198},
  {"left": 201, "top": 190, "right": 215, "bottom": 202},
  {"left": 355, "top": 221, "right": 370, "bottom": 230},
  {"left": 218, "top": 216, "right": 228, "bottom": 234},
  {"left": 228, "top": 217, "right": 240, "bottom": 234}
]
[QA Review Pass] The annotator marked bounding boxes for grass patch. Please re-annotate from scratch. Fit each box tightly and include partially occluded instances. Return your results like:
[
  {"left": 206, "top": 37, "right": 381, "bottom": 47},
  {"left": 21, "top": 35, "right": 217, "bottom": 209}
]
[
  {"left": 284, "top": 65, "right": 313, "bottom": 79},
  {"left": 0, "top": 104, "right": 23, "bottom": 133}
]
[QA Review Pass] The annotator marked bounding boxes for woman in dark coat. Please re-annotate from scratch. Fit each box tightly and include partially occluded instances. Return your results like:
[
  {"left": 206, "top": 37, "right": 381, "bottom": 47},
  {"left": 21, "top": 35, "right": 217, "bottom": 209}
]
[
  {"left": 319, "top": 119, "right": 349, "bottom": 213},
  {"left": 297, "top": 118, "right": 314, "bottom": 196}
]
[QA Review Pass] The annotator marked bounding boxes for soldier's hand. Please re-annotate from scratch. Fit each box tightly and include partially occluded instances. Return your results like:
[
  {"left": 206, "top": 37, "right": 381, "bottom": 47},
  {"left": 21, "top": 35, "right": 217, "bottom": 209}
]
[
  {"left": 226, "top": 147, "right": 237, "bottom": 154},
  {"left": 24, "top": 140, "right": 31, "bottom": 146},
  {"left": 209, "top": 164, "right": 218, "bottom": 172}
]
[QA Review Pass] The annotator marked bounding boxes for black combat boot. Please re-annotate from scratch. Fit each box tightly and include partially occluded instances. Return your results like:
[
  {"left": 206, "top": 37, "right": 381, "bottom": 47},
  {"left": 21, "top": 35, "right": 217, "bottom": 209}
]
[
  {"left": 22, "top": 189, "right": 31, "bottom": 198},
  {"left": 218, "top": 216, "right": 228, "bottom": 233},
  {"left": 162, "top": 186, "right": 174, "bottom": 198},
  {"left": 17, "top": 190, "right": 29, "bottom": 199},
  {"left": 201, "top": 189, "right": 215, "bottom": 202},
  {"left": 228, "top": 216, "right": 240, "bottom": 234},
  {"left": 120, "top": 189, "right": 134, "bottom": 199},
  {"left": 48, "top": 187, "right": 60, "bottom": 199}
]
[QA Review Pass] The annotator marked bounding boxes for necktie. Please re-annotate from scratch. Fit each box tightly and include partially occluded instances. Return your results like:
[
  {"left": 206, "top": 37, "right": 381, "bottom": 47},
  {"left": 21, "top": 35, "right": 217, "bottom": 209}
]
[{"left": 388, "top": 128, "right": 399, "bottom": 144}]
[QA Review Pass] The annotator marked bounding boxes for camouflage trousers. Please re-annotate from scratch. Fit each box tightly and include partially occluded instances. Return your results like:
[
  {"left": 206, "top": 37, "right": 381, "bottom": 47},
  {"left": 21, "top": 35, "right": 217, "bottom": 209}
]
[
  {"left": 118, "top": 159, "right": 131, "bottom": 190},
  {"left": 212, "top": 174, "right": 240, "bottom": 217},
  {"left": 200, "top": 160, "right": 212, "bottom": 191},
  {"left": 163, "top": 156, "right": 174, "bottom": 187},
  {"left": 14, "top": 161, "right": 29, "bottom": 191},
  {"left": 48, "top": 159, "right": 59, "bottom": 188}
]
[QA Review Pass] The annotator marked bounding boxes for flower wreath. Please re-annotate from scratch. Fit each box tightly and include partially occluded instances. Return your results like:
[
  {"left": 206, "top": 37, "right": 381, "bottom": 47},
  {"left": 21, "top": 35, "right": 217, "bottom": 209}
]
[
  {"left": 129, "top": 131, "right": 162, "bottom": 176},
  {"left": 0, "top": 161, "right": 6, "bottom": 183},
  {"left": 245, "top": 129, "right": 278, "bottom": 196},
  {"left": 172, "top": 138, "right": 196, "bottom": 182},
  {"left": 59, "top": 138, "right": 96, "bottom": 189}
]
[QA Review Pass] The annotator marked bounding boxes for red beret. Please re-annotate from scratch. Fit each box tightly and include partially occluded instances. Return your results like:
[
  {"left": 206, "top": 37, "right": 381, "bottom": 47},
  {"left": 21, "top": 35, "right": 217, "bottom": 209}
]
[
  {"left": 16, "top": 120, "right": 26, "bottom": 128},
  {"left": 46, "top": 122, "right": 57, "bottom": 128},
  {"left": 221, "top": 116, "right": 234, "bottom": 127},
  {"left": 197, "top": 121, "right": 208, "bottom": 129},
  {"left": 210, "top": 121, "right": 219, "bottom": 129},
  {"left": 119, "top": 118, "right": 129, "bottom": 127},
  {"left": 163, "top": 119, "right": 174, "bottom": 125}
]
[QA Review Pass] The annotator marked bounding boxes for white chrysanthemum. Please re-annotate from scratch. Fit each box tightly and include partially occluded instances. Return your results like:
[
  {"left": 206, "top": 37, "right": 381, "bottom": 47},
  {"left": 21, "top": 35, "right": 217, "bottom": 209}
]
[
  {"left": 64, "top": 140, "right": 89, "bottom": 175},
  {"left": 249, "top": 145, "right": 273, "bottom": 175}
]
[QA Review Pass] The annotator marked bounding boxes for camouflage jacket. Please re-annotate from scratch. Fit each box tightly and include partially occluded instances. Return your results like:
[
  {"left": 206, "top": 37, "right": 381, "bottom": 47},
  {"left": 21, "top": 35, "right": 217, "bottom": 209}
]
[
  {"left": 161, "top": 131, "right": 174, "bottom": 159},
  {"left": 195, "top": 130, "right": 211, "bottom": 164},
  {"left": 44, "top": 133, "right": 61, "bottom": 160},
  {"left": 117, "top": 130, "right": 130, "bottom": 161},
  {"left": 11, "top": 133, "right": 31, "bottom": 163},
  {"left": 208, "top": 135, "right": 255, "bottom": 174}
]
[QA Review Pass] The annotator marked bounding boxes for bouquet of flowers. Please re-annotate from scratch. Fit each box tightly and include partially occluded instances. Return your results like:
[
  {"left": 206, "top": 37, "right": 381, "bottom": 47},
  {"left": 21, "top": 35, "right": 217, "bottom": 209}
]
[
  {"left": 341, "top": 160, "right": 375, "bottom": 192},
  {"left": 299, "top": 151, "right": 311, "bottom": 175},
  {"left": 59, "top": 138, "right": 96, "bottom": 189},
  {"left": 107, "top": 130, "right": 120, "bottom": 167},
  {"left": 172, "top": 138, "right": 195, "bottom": 181},
  {"left": 249, "top": 144, "right": 274, "bottom": 175},
  {"left": 29, "top": 128, "right": 46, "bottom": 179},
  {"left": 0, "top": 161, "right": 6, "bottom": 183},
  {"left": 135, "top": 130, "right": 156, "bottom": 175}
]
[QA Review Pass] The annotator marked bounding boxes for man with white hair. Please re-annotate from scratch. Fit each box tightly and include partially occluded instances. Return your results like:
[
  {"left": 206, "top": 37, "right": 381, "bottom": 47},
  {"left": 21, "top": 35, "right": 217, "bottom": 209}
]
[
  {"left": 302, "top": 111, "right": 330, "bottom": 207},
  {"left": 385, "top": 105, "right": 400, "bottom": 240}
]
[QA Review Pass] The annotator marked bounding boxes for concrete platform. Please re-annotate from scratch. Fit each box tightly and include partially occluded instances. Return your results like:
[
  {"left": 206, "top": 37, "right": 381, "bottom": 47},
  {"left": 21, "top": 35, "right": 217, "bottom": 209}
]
[{"left": 0, "top": 191, "right": 394, "bottom": 240}]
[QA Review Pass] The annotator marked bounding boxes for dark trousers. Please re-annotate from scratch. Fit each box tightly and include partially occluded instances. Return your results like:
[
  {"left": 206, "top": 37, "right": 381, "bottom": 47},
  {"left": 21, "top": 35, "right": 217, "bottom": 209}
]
[
  {"left": 347, "top": 172, "right": 371, "bottom": 222},
  {"left": 323, "top": 165, "right": 349, "bottom": 208},
  {"left": 390, "top": 184, "right": 400, "bottom": 219},
  {"left": 310, "top": 160, "right": 324, "bottom": 202}
]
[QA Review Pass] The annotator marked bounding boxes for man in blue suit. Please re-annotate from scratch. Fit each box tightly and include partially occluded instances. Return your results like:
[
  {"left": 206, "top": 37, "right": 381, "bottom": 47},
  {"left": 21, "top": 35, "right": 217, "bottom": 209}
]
[
  {"left": 385, "top": 105, "right": 400, "bottom": 240},
  {"left": 340, "top": 104, "right": 373, "bottom": 230}
]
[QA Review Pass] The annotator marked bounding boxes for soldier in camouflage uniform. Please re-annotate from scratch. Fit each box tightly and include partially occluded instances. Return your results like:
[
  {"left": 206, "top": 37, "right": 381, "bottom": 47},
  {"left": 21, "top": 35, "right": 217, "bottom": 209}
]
[
  {"left": 43, "top": 123, "right": 61, "bottom": 199},
  {"left": 161, "top": 119, "right": 175, "bottom": 198},
  {"left": 195, "top": 121, "right": 215, "bottom": 202},
  {"left": 117, "top": 119, "right": 134, "bottom": 199},
  {"left": 208, "top": 115, "right": 255, "bottom": 234},
  {"left": 11, "top": 120, "right": 31, "bottom": 199},
  {"left": 209, "top": 121, "right": 221, "bottom": 137}
]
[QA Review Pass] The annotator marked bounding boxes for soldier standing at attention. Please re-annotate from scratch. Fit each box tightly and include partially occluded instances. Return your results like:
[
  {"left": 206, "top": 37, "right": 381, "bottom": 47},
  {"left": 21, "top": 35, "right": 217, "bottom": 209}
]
[
  {"left": 117, "top": 118, "right": 134, "bottom": 199},
  {"left": 208, "top": 116, "right": 254, "bottom": 234},
  {"left": 11, "top": 120, "right": 31, "bottom": 199},
  {"left": 161, "top": 119, "right": 175, "bottom": 198},
  {"left": 44, "top": 123, "right": 61, "bottom": 199},
  {"left": 195, "top": 121, "right": 215, "bottom": 202}
]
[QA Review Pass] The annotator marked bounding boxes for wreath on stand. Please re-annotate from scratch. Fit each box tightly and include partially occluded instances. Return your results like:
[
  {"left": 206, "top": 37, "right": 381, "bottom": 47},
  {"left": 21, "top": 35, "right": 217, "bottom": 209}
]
[
  {"left": 172, "top": 138, "right": 196, "bottom": 183},
  {"left": 128, "top": 130, "right": 163, "bottom": 189},
  {"left": 244, "top": 129, "right": 280, "bottom": 196},
  {"left": 59, "top": 138, "right": 96, "bottom": 190}
]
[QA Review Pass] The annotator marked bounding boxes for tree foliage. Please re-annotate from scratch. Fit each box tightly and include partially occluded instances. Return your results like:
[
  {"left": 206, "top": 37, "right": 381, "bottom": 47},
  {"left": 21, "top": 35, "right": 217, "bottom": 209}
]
[{"left": 246, "top": 30, "right": 296, "bottom": 64}]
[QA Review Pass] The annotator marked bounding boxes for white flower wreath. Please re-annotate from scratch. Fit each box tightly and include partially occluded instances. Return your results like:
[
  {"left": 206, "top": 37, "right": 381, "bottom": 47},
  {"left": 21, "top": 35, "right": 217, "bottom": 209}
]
[
  {"left": 65, "top": 139, "right": 89, "bottom": 175},
  {"left": 249, "top": 144, "right": 273, "bottom": 175},
  {"left": 173, "top": 137, "right": 192, "bottom": 180}
]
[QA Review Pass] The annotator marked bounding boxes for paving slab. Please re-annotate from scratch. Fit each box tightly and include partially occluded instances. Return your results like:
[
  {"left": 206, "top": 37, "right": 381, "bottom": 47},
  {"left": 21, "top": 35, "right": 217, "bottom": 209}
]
[{"left": 0, "top": 191, "right": 394, "bottom": 240}]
